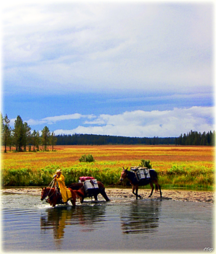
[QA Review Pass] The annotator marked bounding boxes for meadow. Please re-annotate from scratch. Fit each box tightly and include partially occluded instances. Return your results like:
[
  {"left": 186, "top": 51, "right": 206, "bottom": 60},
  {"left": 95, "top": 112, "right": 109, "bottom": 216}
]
[{"left": 1, "top": 145, "right": 215, "bottom": 190}]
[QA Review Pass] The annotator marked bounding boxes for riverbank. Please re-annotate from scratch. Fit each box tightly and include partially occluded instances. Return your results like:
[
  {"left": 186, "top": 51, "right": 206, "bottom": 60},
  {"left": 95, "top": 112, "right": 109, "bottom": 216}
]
[{"left": 1, "top": 187, "right": 214, "bottom": 203}]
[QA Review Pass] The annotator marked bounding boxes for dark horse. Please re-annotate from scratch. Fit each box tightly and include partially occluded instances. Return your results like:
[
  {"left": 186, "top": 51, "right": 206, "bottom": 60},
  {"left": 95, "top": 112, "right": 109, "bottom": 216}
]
[
  {"left": 41, "top": 187, "right": 77, "bottom": 207},
  {"left": 120, "top": 167, "right": 162, "bottom": 199},
  {"left": 67, "top": 181, "right": 110, "bottom": 203}
]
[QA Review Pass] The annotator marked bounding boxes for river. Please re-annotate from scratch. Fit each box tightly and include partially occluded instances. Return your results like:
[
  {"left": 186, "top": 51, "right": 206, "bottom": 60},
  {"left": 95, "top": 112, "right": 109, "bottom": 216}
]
[{"left": 2, "top": 193, "right": 214, "bottom": 252}]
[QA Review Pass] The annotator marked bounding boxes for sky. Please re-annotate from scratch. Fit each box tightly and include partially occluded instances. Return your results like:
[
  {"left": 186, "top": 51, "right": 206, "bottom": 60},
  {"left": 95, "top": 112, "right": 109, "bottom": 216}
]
[{"left": 1, "top": 0, "right": 215, "bottom": 138}]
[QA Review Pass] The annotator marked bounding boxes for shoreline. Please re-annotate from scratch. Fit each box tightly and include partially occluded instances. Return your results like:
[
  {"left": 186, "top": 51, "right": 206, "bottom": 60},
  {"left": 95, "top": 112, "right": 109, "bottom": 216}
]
[{"left": 1, "top": 187, "right": 214, "bottom": 203}]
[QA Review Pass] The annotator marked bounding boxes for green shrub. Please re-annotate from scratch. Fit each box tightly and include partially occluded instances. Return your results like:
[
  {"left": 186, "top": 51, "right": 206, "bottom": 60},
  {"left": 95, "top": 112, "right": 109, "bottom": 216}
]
[
  {"left": 79, "top": 154, "right": 95, "bottom": 162},
  {"left": 139, "top": 159, "right": 152, "bottom": 168}
]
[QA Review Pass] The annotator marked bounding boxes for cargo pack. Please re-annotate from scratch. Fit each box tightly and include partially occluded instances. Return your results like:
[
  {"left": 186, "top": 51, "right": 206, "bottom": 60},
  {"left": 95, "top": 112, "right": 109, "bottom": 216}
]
[{"left": 131, "top": 167, "right": 151, "bottom": 180}]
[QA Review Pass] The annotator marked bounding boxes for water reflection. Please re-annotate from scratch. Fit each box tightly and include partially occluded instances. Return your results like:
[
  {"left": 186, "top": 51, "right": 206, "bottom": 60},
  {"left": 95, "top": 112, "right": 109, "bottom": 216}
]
[
  {"left": 41, "top": 203, "right": 106, "bottom": 240},
  {"left": 121, "top": 199, "right": 161, "bottom": 234}
]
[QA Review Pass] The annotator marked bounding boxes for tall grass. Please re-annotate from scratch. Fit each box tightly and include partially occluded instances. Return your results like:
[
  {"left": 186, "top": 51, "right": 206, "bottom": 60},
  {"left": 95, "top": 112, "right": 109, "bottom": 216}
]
[
  {"left": 1, "top": 165, "right": 122, "bottom": 187},
  {"left": 1, "top": 145, "right": 214, "bottom": 190},
  {"left": 1, "top": 163, "right": 214, "bottom": 190},
  {"left": 157, "top": 164, "right": 214, "bottom": 190}
]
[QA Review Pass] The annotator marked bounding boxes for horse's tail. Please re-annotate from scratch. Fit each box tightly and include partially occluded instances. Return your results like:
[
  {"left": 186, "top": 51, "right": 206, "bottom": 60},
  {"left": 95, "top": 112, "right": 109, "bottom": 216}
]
[
  {"left": 150, "top": 169, "right": 159, "bottom": 191},
  {"left": 97, "top": 181, "right": 105, "bottom": 189},
  {"left": 152, "top": 170, "right": 162, "bottom": 197},
  {"left": 150, "top": 169, "right": 158, "bottom": 180}
]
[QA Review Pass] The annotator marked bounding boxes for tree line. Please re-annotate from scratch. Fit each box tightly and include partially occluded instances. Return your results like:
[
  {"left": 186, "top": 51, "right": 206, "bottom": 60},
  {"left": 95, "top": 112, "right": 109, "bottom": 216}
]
[
  {"left": 56, "top": 132, "right": 215, "bottom": 146},
  {"left": 175, "top": 130, "right": 215, "bottom": 146},
  {"left": 56, "top": 134, "right": 176, "bottom": 145},
  {"left": 1, "top": 114, "right": 215, "bottom": 152},
  {"left": 1, "top": 114, "right": 57, "bottom": 153}
]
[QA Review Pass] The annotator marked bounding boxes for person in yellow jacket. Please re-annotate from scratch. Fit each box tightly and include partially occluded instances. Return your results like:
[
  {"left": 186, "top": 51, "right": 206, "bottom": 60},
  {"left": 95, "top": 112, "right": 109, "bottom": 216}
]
[{"left": 54, "top": 169, "right": 72, "bottom": 204}]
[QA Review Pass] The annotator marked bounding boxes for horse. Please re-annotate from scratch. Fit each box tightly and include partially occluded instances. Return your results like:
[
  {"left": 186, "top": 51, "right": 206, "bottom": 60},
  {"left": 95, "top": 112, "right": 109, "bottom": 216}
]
[
  {"left": 67, "top": 181, "right": 110, "bottom": 203},
  {"left": 120, "top": 167, "right": 162, "bottom": 200},
  {"left": 41, "top": 187, "right": 77, "bottom": 207}
]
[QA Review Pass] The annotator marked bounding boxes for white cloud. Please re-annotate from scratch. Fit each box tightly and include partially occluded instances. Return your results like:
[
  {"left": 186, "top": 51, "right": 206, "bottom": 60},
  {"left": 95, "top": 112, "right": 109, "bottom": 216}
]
[
  {"left": 10, "top": 113, "right": 96, "bottom": 126},
  {"left": 9, "top": 106, "right": 214, "bottom": 137},
  {"left": 3, "top": 2, "right": 213, "bottom": 95},
  {"left": 42, "top": 113, "right": 89, "bottom": 124},
  {"left": 52, "top": 106, "right": 215, "bottom": 137},
  {"left": 26, "top": 113, "right": 95, "bottom": 125}
]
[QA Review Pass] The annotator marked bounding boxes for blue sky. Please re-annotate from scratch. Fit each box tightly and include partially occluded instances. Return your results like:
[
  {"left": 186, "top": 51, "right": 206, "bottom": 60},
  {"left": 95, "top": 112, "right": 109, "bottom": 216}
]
[{"left": 1, "top": 0, "right": 215, "bottom": 137}]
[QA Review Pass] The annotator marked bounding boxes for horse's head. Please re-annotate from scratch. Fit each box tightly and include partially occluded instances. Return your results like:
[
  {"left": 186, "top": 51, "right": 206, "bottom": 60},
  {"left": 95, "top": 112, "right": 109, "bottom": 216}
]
[
  {"left": 120, "top": 167, "right": 128, "bottom": 181},
  {"left": 41, "top": 187, "right": 49, "bottom": 201}
]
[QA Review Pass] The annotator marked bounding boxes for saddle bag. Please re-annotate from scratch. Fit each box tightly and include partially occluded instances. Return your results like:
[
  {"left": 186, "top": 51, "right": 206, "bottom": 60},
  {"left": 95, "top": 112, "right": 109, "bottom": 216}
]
[
  {"left": 131, "top": 167, "right": 151, "bottom": 180},
  {"left": 83, "top": 179, "right": 99, "bottom": 196}
]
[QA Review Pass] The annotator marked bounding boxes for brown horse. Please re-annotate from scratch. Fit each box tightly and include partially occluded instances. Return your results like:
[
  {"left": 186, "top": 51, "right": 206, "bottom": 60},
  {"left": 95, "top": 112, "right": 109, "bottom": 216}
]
[
  {"left": 67, "top": 181, "right": 110, "bottom": 203},
  {"left": 120, "top": 167, "right": 162, "bottom": 200},
  {"left": 41, "top": 187, "right": 77, "bottom": 207}
]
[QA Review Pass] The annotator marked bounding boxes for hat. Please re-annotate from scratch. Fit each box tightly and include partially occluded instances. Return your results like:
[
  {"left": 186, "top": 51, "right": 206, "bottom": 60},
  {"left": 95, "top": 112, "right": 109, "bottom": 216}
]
[{"left": 56, "top": 169, "right": 61, "bottom": 173}]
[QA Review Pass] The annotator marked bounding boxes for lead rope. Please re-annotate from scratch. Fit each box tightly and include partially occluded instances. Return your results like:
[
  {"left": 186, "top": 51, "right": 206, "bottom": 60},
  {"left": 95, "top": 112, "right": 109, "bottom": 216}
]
[{"left": 45, "top": 178, "right": 56, "bottom": 202}]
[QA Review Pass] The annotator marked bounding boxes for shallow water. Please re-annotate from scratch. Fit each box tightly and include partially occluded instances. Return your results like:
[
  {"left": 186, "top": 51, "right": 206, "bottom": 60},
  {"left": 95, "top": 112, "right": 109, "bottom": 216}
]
[{"left": 2, "top": 193, "right": 214, "bottom": 251}]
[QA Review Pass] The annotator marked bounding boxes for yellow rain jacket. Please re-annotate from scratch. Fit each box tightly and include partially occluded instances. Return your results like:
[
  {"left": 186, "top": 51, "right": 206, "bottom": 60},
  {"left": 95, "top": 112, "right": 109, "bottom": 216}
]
[{"left": 56, "top": 174, "right": 72, "bottom": 202}]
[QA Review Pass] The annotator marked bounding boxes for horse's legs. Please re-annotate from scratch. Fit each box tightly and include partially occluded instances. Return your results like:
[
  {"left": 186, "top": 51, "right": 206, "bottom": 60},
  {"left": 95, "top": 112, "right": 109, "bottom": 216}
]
[
  {"left": 132, "top": 186, "right": 141, "bottom": 199},
  {"left": 149, "top": 182, "right": 154, "bottom": 197},
  {"left": 158, "top": 184, "right": 162, "bottom": 199},
  {"left": 76, "top": 189, "right": 85, "bottom": 203},
  {"left": 70, "top": 199, "right": 75, "bottom": 206},
  {"left": 154, "top": 180, "right": 162, "bottom": 199},
  {"left": 132, "top": 186, "right": 137, "bottom": 199},
  {"left": 135, "top": 188, "right": 138, "bottom": 200},
  {"left": 70, "top": 190, "right": 76, "bottom": 206},
  {"left": 52, "top": 199, "right": 56, "bottom": 207},
  {"left": 100, "top": 189, "right": 110, "bottom": 201}
]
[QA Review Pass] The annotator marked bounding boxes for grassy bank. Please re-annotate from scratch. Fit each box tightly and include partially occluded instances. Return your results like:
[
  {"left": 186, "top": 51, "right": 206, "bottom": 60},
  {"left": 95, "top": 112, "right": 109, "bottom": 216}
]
[
  {"left": 1, "top": 145, "right": 215, "bottom": 190},
  {"left": 1, "top": 163, "right": 214, "bottom": 190}
]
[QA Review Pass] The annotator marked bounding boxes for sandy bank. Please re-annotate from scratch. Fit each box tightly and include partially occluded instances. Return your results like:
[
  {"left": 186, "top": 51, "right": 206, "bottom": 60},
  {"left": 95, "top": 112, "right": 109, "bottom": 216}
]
[{"left": 1, "top": 187, "right": 214, "bottom": 203}]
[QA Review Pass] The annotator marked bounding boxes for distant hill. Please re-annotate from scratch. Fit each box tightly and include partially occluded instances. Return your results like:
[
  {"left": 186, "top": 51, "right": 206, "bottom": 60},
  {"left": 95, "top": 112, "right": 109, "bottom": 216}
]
[{"left": 56, "top": 134, "right": 176, "bottom": 145}]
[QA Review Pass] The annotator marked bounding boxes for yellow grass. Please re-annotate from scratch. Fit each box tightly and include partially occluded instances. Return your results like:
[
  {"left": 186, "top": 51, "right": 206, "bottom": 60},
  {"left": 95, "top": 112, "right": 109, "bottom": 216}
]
[{"left": 1, "top": 145, "right": 215, "bottom": 189}]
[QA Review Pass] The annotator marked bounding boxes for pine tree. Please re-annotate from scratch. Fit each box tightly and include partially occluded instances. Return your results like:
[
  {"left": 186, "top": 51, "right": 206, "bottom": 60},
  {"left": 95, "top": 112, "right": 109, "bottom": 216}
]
[
  {"left": 1, "top": 114, "right": 11, "bottom": 153},
  {"left": 23, "top": 122, "right": 31, "bottom": 151},
  {"left": 50, "top": 132, "right": 57, "bottom": 151},
  {"left": 41, "top": 126, "right": 50, "bottom": 151},
  {"left": 35, "top": 131, "right": 41, "bottom": 151},
  {"left": 13, "top": 115, "right": 25, "bottom": 152}
]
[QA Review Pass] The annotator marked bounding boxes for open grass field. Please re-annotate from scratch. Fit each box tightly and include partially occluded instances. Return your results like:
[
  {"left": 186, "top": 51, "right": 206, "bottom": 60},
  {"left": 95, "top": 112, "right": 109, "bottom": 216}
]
[{"left": 1, "top": 145, "right": 215, "bottom": 190}]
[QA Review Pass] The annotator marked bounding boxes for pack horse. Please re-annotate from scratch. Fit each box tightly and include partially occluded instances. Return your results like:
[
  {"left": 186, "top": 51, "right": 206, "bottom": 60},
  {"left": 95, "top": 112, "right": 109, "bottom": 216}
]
[
  {"left": 68, "top": 176, "right": 110, "bottom": 203},
  {"left": 41, "top": 176, "right": 110, "bottom": 207},
  {"left": 120, "top": 167, "right": 162, "bottom": 200}
]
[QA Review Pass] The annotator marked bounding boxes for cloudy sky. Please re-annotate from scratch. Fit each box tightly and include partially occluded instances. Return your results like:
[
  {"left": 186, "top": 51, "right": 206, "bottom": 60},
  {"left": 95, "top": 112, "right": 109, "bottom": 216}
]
[{"left": 1, "top": 0, "right": 215, "bottom": 137}]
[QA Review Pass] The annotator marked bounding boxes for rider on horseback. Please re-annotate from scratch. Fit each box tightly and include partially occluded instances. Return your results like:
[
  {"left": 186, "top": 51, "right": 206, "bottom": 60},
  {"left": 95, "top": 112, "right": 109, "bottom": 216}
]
[{"left": 53, "top": 169, "right": 72, "bottom": 204}]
